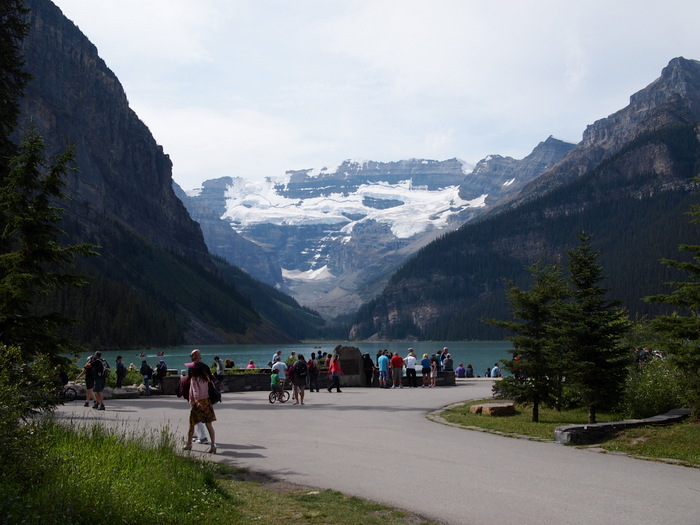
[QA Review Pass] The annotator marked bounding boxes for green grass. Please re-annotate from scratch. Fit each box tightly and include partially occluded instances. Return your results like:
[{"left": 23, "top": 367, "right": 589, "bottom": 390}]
[
  {"left": 440, "top": 398, "right": 700, "bottom": 466},
  {"left": 440, "top": 399, "right": 624, "bottom": 440},
  {"left": 1, "top": 419, "right": 436, "bottom": 525},
  {"left": 596, "top": 423, "right": 700, "bottom": 466}
]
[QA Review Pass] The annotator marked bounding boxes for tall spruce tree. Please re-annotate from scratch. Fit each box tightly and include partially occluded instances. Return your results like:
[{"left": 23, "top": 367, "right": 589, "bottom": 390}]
[
  {"left": 645, "top": 197, "right": 700, "bottom": 415},
  {"left": 560, "top": 232, "right": 631, "bottom": 424},
  {"left": 0, "top": 127, "right": 97, "bottom": 363},
  {"left": 488, "top": 260, "right": 569, "bottom": 422}
]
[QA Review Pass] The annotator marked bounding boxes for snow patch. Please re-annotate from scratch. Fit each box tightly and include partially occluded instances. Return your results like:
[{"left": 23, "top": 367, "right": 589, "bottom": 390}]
[
  {"left": 282, "top": 265, "right": 335, "bottom": 281},
  {"left": 220, "top": 176, "right": 488, "bottom": 240},
  {"left": 457, "top": 158, "right": 475, "bottom": 175}
]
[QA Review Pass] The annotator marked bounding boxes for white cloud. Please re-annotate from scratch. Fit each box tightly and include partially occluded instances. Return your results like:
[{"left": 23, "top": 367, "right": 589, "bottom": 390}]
[{"left": 51, "top": 0, "right": 700, "bottom": 190}]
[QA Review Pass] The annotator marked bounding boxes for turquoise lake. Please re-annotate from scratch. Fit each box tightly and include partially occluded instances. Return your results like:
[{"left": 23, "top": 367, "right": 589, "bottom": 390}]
[{"left": 74, "top": 341, "right": 511, "bottom": 378}]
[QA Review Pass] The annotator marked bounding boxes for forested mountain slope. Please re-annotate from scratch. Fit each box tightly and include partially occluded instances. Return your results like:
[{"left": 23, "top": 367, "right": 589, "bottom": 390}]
[
  {"left": 18, "top": 0, "right": 323, "bottom": 347},
  {"left": 350, "top": 58, "right": 700, "bottom": 341}
]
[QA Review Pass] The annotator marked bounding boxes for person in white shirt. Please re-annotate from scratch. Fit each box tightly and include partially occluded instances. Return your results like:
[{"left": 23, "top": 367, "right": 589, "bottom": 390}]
[
  {"left": 270, "top": 350, "right": 282, "bottom": 366},
  {"left": 271, "top": 355, "right": 287, "bottom": 390},
  {"left": 404, "top": 348, "right": 418, "bottom": 388}
]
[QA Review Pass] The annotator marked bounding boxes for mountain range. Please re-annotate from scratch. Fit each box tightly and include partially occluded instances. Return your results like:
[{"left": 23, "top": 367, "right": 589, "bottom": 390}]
[
  {"left": 16, "top": 0, "right": 700, "bottom": 346},
  {"left": 179, "top": 138, "right": 574, "bottom": 320}
]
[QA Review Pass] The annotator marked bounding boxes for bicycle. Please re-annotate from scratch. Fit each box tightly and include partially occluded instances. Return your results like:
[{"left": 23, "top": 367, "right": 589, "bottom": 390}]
[
  {"left": 57, "top": 385, "right": 77, "bottom": 402},
  {"left": 268, "top": 389, "right": 290, "bottom": 404}
]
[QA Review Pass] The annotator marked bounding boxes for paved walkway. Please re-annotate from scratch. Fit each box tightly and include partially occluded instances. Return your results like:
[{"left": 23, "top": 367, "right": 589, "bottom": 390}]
[{"left": 56, "top": 382, "right": 700, "bottom": 525}]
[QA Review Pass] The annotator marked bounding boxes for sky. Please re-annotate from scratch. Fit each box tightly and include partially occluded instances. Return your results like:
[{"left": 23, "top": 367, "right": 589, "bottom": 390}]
[{"left": 51, "top": 0, "right": 700, "bottom": 191}]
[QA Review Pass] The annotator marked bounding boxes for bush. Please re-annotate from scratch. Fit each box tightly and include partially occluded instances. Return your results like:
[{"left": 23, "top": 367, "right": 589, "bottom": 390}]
[{"left": 621, "top": 358, "right": 686, "bottom": 418}]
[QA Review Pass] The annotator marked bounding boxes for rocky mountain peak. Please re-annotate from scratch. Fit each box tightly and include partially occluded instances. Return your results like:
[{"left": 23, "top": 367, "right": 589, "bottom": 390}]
[
  {"left": 458, "top": 135, "right": 574, "bottom": 203},
  {"left": 583, "top": 57, "right": 700, "bottom": 150},
  {"left": 508, "top": 57, "right": 700, "bottom": 205},
  {"left": 637, "top": 56, "right": 700, "bottom": 108}
]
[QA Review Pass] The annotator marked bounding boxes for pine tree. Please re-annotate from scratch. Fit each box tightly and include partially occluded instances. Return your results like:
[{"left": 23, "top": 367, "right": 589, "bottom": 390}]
[
  {"left": 0, "top": 127, "right": 97, "bottom": 362},
  {"left": 646, "top": 196, "right": 700, "bottom": 415},
  {"left": 560, "top": 232, "right": 631, "bottom": 424},
  {"left": 487, "top": 260, "right": 569, "bottom": 421}
]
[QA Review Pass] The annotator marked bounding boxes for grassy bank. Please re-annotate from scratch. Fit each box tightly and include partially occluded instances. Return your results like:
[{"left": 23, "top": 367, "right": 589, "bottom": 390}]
[
  {"left": 439, "top": 399, "right": 700, "bottom": 466},
  {"left": 2, "top": 419, "right": 436, "bottom": 525}
]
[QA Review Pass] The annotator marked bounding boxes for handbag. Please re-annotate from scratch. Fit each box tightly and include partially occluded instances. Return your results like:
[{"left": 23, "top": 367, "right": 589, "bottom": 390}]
[{"left": 208, "top": 381, "right": 221, "bottom": 404}]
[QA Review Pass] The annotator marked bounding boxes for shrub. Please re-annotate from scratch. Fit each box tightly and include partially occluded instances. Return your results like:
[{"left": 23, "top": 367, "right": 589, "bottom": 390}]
[{"left": 621, "top": 358, "right": 686, "bottom": 418}]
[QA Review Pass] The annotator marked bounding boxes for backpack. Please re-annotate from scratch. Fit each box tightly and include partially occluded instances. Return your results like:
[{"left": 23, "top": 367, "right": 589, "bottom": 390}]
[
  {"left": 176, "top": 376, "right": 191, "bottom": 401},
  {"left": 94, "top": 358, "right": 110, "bottom": 379},
  {"left": 101, "top": 360, "right": 111, "bottom": 378},
  {"left": 294, "top": 360, "right": 308, "bottom": 378}
]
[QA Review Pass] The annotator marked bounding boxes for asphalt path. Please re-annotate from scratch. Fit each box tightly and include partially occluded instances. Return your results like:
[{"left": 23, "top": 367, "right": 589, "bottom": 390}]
[{"left": 55, "top": 381, "right": 700, "bottom": 525}]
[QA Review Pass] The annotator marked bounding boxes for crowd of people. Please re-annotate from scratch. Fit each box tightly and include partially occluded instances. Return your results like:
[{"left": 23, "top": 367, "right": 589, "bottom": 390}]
[
  {"left": 364, "top": 347, "right": 500, "bottom": 387},
  {"left": 71, "top": 346, "right": 503, "bottom": 455}
]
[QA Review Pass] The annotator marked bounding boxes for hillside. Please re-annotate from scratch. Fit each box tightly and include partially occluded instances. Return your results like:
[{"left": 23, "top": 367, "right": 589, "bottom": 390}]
[
  {"left": 18, "top": 0, "right": 323, "bottom": 347},
  {"left": 349, "top": 58, "right": 700, "bottom": 340}
]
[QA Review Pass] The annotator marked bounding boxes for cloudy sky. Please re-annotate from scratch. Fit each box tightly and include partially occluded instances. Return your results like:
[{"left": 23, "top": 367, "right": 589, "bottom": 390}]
[{"left": 52, "top": 0, "right": 700, "bottom": 191}]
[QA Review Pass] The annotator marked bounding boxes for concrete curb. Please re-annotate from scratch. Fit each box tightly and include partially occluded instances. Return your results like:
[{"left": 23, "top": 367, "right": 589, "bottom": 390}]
[{"left": 554, "top": 408, "right": 691, "bottom": 444}]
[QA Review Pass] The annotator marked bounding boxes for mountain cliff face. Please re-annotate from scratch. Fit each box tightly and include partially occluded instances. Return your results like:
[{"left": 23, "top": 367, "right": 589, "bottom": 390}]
[
  {"left": 183, "top": 145, "right": 573, "bottom": 320},
  {"left": 17, "top": 0, "right": 315, "bottom": 346},
  {"left": 20, "top": 0, "right": 210, "bottom": 269},
  {"left": 172, "top": 181, "right": 284, "bottom": 287},
  {"left": 349, "top": 57, "right": 700, "bottom": 341},
  {"left": 500, "top": 57, "right": 700, "bottom": 209}
]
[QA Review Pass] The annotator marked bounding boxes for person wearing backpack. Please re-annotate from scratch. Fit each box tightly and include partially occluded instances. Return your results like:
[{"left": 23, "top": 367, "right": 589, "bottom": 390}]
[
  {"left": 140, "top": 360, "right": 153, "bottom": 395},
  {"left": 155, "top": 360, "right": 168, "bottom": 389},
  {"left": 91, "top": 351, "right": 109, "bottom": 410},
  {"left": 292, "top": 354, "right": 308, "bottom": 405},
  {"left": 307, "top": 352, "right": 320, "bottom": 392}
]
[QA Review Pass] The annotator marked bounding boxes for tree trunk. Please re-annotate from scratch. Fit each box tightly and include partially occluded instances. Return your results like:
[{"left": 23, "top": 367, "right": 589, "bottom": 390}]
[
  {"left": 588, "top": 405, "right": 596, "bottom": 424},
  {"left": 532, "top": 393, "right": 540, "bottom": 422}
]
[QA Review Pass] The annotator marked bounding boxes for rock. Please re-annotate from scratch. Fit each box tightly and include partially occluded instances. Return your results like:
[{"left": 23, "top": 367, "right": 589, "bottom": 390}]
[{"left": 470, "top": 403, "right": 515, "bottom": 416}]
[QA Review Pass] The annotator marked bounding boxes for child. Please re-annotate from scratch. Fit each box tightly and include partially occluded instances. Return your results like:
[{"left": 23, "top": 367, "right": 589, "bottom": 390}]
[
  {"left": 271, "top": 368, "right": 282, "bottom": 399},
  {"left": 193, "top": 422, "right": 209, "bottom": 444}
]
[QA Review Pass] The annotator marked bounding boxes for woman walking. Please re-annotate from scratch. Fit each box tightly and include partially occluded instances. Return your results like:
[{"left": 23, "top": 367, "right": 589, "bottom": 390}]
[
  {"left": 326, "top": 353, "right": 344, "bottom": 392},
  {"left": 183, "top": 349, "right": 217, "bottom": 454}
]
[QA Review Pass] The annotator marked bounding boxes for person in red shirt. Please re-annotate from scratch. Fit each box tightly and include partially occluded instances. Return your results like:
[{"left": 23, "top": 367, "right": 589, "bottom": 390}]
[
  {"left": 326, "top": 354, "right": 344, "bottom": 392},
  {"left": 390, "top": 352, "right": 404, "bottom": 388}
]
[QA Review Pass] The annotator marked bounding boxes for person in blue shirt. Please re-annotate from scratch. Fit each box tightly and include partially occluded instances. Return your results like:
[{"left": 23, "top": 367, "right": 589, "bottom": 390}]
[
  {"left": 420, "top": 353, "right": 431, "bottom": 387},
  {"left": 377, "top": 350, "right": 390, "bottom": 389}
]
